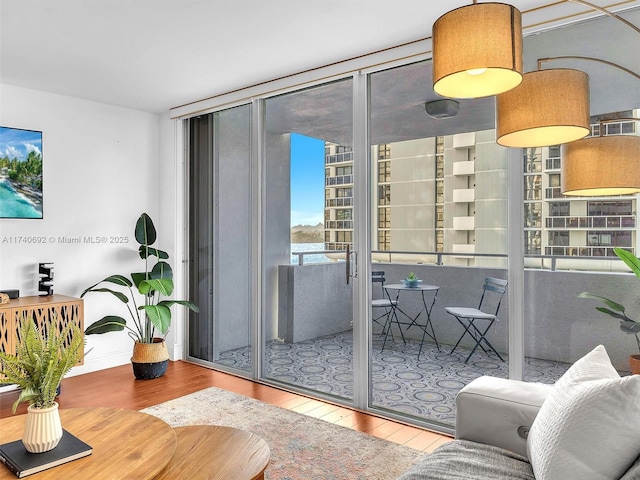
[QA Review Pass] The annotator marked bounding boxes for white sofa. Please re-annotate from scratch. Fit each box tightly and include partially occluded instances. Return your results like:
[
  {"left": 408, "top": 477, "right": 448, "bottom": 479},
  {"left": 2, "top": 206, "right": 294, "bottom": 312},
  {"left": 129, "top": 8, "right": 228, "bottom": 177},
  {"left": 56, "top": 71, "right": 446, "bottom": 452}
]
[{"left": 399, "top": 347, "right": 640, "bottom": 480}]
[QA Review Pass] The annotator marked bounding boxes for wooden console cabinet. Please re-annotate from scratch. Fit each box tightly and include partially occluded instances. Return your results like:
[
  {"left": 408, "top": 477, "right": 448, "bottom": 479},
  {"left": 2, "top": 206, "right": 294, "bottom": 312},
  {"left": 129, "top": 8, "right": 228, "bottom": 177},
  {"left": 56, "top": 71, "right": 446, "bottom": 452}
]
[{"left": 0, "top": 295, "right": 84, "bottom": 365}]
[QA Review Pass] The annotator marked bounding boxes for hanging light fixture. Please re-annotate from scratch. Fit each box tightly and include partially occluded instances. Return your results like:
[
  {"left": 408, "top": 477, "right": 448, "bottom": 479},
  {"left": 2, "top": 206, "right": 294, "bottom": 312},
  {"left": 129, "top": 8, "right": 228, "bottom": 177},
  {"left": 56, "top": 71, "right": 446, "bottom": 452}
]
[
  {"left": 496, "top": 68, "right": 590, "bottom": 148},
  {"left": 562, "top": 121, "right": 640, "bottom": 196},
  {"left": 432, "top": 2, "right": 523, "bottom": 99}
]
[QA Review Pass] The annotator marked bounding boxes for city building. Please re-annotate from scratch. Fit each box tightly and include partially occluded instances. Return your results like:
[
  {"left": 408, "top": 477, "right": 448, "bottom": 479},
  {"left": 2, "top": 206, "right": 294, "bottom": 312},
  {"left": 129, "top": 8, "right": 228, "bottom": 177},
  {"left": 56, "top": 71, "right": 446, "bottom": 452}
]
[{"left": 324, "top": 112, "right": 639, "bottom": 267}]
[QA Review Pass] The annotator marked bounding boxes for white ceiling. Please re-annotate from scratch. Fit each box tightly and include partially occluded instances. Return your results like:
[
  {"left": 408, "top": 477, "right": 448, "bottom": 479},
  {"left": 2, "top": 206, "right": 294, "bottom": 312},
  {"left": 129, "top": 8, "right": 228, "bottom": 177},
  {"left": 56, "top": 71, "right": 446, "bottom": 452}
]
[{"left": 1, "top": 0, "right": 639, "bottom": 114}]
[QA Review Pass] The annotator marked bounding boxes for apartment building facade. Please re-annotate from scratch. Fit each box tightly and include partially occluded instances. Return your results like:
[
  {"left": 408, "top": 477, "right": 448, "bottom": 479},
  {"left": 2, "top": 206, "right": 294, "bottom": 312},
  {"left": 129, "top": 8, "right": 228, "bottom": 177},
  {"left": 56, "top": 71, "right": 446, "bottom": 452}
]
[{"left": 323, "top": 112, "right": 639, "bottom": 265}]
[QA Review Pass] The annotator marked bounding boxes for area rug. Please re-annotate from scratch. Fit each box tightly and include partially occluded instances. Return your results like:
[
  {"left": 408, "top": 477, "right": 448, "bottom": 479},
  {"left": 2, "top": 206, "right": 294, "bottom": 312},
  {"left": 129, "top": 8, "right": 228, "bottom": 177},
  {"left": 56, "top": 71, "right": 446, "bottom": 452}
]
[{"left": 141, "top": 387, "right": 428, "bottom": 480}]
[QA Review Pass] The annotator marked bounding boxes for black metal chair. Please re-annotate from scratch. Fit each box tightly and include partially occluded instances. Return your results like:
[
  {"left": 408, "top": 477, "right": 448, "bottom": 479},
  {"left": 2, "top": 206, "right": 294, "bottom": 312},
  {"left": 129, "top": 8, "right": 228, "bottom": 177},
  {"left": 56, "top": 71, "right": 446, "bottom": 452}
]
[{"left": 445, "top": 277, "right": 507, "bottom": 363}]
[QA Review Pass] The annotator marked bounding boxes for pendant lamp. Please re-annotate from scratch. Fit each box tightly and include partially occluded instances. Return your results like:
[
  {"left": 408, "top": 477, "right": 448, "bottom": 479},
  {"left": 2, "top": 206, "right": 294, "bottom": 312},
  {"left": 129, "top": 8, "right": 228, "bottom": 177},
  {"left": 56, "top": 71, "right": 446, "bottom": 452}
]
[
  {"left": 561, "top": 131, "right": 640, "bottom": 196},
  {"left": 432, "top": 2, "right": 523, "bottom": 99},
  {"left": 496, "top": 69, "right": 590, "bottom": 148}
]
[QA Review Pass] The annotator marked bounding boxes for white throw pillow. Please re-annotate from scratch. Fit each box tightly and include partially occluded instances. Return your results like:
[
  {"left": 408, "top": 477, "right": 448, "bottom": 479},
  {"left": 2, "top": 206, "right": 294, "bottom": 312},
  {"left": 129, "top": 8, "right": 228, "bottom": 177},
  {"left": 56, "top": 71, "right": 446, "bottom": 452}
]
[{"left": 527, "top": 345, "right": 640, "bottom": 480}]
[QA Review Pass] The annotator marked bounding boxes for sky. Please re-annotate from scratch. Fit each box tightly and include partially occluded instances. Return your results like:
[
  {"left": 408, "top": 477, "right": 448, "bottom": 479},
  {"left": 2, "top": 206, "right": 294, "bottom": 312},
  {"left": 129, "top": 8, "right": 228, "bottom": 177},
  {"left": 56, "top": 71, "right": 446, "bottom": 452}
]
[
  {"left": 290, "top": 133, "right": 325, "bottom": 227},
  {"left": 0, "top": 126, "right": 43, "bottom": 160}
]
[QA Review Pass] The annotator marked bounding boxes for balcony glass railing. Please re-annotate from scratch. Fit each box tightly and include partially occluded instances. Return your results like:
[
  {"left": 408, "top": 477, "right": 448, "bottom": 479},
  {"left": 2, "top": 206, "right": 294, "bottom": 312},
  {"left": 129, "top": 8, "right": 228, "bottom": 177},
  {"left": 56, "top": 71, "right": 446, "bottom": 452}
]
[
  {"left": 325, "top": 220, "right": 354, "bottom": 229},
  {"left": 325, "top": 151, "right": 353, "bottom": 164},
  {"left": 325, "top": 197, "right": 353, "bottom": 207},
  {"left": 545, "top": 187, "right": 564, "bottom": 199},
  {"left": 545, "top": 215, "right": 635, "bottom": 229},
  {"left": 543, "top": 245, "right": 633, "bottom": 257},
  {"left": 290, "top": 249, "right": 636, "bottom": 273},
  {"left": 325, "top": 174, "right": 353, "bottom": 186}
]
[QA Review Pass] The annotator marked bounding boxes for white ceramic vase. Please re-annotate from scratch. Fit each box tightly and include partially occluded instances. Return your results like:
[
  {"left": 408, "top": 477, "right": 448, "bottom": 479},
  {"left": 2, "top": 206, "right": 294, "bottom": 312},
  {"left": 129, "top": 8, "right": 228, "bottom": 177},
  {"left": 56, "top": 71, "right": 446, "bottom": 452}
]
[{"left": 22, "top": 402, "right": 63, "bottom": 453}]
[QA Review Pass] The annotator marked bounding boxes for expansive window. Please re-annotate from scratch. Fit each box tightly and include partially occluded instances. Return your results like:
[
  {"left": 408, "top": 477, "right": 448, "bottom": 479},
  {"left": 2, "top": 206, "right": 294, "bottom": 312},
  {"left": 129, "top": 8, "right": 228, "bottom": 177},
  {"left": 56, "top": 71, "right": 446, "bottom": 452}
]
[{"left": 182, "top": 7, "right": 640, "bottom": 436}]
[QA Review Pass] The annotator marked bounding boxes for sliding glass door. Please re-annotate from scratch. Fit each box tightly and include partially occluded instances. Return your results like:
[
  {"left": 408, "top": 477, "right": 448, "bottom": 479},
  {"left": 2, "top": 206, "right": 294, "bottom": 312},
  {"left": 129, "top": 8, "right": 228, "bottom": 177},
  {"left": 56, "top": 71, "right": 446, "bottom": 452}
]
[
  {"left": 260, "top": 79, "right": 356, "bottom": 401},
  {"left": 367, "top": 60, "right": 509, "bottom": 428},
  {"left": 188, "top": 105, "right": 253, "bottom": 372}
]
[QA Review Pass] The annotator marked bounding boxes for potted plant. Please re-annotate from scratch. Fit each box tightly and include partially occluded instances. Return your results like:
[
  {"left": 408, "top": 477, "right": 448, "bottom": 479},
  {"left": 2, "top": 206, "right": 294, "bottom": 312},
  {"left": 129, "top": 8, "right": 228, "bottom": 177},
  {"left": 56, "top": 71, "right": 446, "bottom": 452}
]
[
  {"left": 81, "top": 213, "right": 199, "bottom": 379},
  {"left": 578, "top": 247, "right": 640, "bottom": 374},
  {"left": 0, "top": 315, "right": 84, "bottom": 452},
  {"left": 402, "top": 272, "right": 422, "bottom": 288}
]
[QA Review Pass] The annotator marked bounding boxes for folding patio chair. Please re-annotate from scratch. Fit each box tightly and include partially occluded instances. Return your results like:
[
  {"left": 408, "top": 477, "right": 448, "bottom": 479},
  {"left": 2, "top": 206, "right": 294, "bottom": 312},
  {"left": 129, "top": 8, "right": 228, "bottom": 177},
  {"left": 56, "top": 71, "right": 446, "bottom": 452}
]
[
  {"left": 371, "top": 271, "right": 398, "bottom": 342},
  {"left": 445, "top": 277, "right": 507, "bottom": 363}
]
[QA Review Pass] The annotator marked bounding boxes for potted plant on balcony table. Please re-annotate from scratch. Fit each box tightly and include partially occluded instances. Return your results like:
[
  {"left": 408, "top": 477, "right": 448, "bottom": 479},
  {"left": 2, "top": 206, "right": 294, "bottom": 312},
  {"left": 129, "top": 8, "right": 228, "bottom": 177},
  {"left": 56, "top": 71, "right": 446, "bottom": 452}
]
[
  {"left": 81, "top": 213, "right": 199, "bottom": 379},
  {"left": 578, "top": 247, "right": 640, "bottom": 374},
  {"left": 0, "top": 315, "right": 84, "bottom": 453}
]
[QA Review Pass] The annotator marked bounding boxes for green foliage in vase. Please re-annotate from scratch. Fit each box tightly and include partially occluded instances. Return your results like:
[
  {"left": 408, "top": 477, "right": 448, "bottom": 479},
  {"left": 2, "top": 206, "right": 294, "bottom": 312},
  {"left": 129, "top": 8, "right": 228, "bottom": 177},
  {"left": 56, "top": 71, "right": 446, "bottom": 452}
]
[
  {"left": 82, "top": 213, "right": 199, "bottom": 344},
  {"left": 406, "top": 272, "right": 417, "bottom": 281},
  {"left": 0, "top": 315, "right": 84, "bottom": 413},
  {"left": 579, "top": 247, "right": 640, "bottom": 353}
]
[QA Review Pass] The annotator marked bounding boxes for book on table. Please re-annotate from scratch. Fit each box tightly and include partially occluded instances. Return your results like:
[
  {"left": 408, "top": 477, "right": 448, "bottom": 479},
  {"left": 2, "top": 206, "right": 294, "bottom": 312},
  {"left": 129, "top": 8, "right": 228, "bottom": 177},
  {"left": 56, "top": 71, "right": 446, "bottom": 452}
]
[{"left": 0, "top": 430, "right": 92, "bottom": 478}]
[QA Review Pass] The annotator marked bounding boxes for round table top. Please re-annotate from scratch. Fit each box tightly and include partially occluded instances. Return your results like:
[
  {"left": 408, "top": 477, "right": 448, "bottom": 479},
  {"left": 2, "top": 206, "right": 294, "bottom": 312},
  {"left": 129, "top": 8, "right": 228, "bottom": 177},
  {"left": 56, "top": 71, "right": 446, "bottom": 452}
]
[
  {"left": 0, "top": 407, "right": 176, "bottom": 480},
  {"left": 384, "top": 283, "right": 439, "bottom": 291},
  {"left": 154, "top": 425, "right": 270, "bottom": 480}
]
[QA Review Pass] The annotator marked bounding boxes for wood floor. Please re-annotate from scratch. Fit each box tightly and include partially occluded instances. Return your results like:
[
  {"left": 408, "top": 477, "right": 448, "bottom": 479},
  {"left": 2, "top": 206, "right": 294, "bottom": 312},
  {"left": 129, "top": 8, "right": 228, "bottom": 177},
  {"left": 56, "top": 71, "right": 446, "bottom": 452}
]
[{"left": 0, "top": 360, "right": 452, "bottom": 453}]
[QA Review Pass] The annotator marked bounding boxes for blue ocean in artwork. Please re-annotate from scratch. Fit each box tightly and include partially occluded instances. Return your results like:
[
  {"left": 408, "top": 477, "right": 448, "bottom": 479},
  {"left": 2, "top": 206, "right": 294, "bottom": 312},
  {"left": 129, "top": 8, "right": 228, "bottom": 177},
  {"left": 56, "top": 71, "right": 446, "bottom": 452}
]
[{"left": 0, "top": 178, "right": 42, "bottom": 218}]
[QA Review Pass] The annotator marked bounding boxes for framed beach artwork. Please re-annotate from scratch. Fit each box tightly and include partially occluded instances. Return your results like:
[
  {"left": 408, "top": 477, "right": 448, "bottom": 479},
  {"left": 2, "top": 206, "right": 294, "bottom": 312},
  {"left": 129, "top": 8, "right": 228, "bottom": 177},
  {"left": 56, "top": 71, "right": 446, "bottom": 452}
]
[{"left": 0, "top": 126, "right": 43, "bottom": 219}]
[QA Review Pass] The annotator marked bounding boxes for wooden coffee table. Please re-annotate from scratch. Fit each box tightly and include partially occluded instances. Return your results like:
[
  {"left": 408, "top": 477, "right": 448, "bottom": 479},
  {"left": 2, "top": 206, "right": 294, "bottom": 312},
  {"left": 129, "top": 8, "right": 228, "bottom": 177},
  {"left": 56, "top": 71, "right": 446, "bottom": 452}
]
[
  {"left": 154, "top": 425, "right": 270, "bottom": 480},
  {"left": 0, "top": 407, "right": 176, "bottom": 479}
]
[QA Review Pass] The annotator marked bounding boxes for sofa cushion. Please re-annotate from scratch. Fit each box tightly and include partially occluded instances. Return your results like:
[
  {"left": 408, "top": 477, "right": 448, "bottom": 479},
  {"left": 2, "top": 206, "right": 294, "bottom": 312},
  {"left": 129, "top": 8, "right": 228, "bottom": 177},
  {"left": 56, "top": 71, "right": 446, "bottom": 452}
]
[
  {"left": 398, "top": 440, "right": 534, "bottom": 480},
  {"left": 527, "top": 345, "right": 640, "bottom": 480},
  {"left": 619, "top": 455, "right": 640, "bottom": 480}
]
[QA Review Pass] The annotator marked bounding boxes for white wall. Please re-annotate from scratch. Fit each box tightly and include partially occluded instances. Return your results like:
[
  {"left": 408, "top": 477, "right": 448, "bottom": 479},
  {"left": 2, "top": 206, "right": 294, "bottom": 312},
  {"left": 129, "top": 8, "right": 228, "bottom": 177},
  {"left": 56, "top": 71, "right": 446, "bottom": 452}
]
[{"left": 0, "top": 84, "right": 175, "bottom": 376}]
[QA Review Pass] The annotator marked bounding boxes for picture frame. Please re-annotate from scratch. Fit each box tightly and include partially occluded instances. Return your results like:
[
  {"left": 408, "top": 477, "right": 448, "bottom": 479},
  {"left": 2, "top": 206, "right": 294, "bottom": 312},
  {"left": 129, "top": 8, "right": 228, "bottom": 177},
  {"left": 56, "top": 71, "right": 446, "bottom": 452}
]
[{"left": 0, "top": 126, "right": 43, "bottom": 219}]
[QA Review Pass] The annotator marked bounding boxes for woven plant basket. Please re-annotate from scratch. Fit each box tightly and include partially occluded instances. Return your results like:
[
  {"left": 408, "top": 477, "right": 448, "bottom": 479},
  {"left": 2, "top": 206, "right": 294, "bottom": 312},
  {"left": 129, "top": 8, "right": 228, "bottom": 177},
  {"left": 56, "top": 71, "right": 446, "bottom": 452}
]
[
  {"left": 131, "top": 338, "right": 169, "bottom": 363},
  {"left": 131, "top": 338, "right": 169, "bottom": 379}
]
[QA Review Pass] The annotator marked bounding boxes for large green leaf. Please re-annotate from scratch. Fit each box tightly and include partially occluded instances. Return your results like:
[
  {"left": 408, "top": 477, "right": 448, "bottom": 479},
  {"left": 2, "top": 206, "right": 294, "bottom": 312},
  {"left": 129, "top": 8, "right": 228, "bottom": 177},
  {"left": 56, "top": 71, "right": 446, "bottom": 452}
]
[
  {"left": 578, "top": 292, "right": 627, "bottom": 313},
  {"left": 138, "top": 245, "right": 169, "bottom": 260},
  {"left": 158, "top": 300, "right": 200, "bottom": 312},
  {"left": 150, "top": 261, "right": 173, "bottom": 280},
  {"left": 131, "top": 272, "right": 147, "bottom": 289},
  {"left": 135, "top": 213, "right": 156, "bottom": 246},
  {"left": 81, "top": 287, "right": 129, "bottom": 304},
  {"left": 81, "top": 274, "right": 132, "bottom": 296},
  {"left": 84, "top": 316, "right": 127, "bottom": 335},
  {"left": 142, "top": 305, "right": 172, "bottom": 334},
  {"left": 595, "top": 307, "right": 630, "bottom": 322},
  {"left": 614, "top": 247, "right": 640, "bottom": 280},
  {"left": 138, "top": 278, "right": 173, "bottom": 296}
]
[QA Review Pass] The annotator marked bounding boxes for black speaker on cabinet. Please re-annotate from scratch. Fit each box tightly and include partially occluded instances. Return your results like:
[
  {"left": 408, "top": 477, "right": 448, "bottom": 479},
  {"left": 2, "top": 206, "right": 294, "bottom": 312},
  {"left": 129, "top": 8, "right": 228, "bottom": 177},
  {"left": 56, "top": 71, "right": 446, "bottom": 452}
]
[
  {"left": 38, "top": 262, "right": 54, "bottom": 296},
  {"left": 0, "top": 289, "right": 19, "bottom": 299}
]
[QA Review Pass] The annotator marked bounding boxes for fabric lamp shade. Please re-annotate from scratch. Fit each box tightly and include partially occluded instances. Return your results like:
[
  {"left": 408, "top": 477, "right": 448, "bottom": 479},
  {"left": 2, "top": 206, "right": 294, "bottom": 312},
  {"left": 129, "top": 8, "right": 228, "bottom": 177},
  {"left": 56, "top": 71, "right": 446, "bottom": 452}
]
[
  {"left": 433, "top": 3, "right": 523, "bottom": 99},
  {"left": 561, "top": 135, "right": 640, "bottom": 196},
  {"left": 496, "top": 69, "right": 590, "bottom": 147}
]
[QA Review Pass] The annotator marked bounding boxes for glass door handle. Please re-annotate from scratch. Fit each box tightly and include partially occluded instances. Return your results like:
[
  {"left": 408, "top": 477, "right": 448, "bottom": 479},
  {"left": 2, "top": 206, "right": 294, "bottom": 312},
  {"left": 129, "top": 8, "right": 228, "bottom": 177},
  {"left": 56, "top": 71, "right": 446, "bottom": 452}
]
[
  {"left": 346, "top": 245, "right": 350, "bottom": 284},
  {"left": 346, "top": 245, "right": 358, "bottom": 284}
]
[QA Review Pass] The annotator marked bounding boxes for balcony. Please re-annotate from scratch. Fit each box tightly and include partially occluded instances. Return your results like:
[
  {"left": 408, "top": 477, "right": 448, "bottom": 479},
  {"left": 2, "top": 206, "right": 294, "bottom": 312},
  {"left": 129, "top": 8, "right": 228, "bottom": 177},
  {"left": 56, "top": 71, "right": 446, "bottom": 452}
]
[
  {"left": 545, "top": 187, "right": 564, "bottom": 199},
  {"left": 545, "top": 215, "right": 636, "bottom": 229},
  {"left": 451, "top": 243, "right": 476, "bottom": 255},
  {"left": 216, "top": 250, "right": 637, "bottom": 430},
  {"left": 325, "top": 220, "right": 353, "bottom": 229},
  {"left": 453, "top": 216, "right": 475, "bottom": 230},
  {"left": 325, "top": 174, "right": 353, "bottom": 186},
  {"left": 325, "top": 151, "right": 353, "bottom": 164},
  {"left": 325, "top": 197, "right": 353, "bottom": 207},
  {"left": 543, "top": 245, "right": 634, "bottom": 257},
  {"left": 452, "top": 161, "right": 474, "bottom": 176},
  {"left": 452, "top": 188, "right": 475, "bottom": 203}
]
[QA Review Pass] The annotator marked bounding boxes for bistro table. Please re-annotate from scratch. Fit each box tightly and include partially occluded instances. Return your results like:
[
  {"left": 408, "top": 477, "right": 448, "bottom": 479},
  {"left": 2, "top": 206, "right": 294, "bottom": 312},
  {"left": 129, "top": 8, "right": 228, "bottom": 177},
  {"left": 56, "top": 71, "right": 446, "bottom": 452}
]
[{"left": 383, "top": 283, "right": 440, "bottom": 359}]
